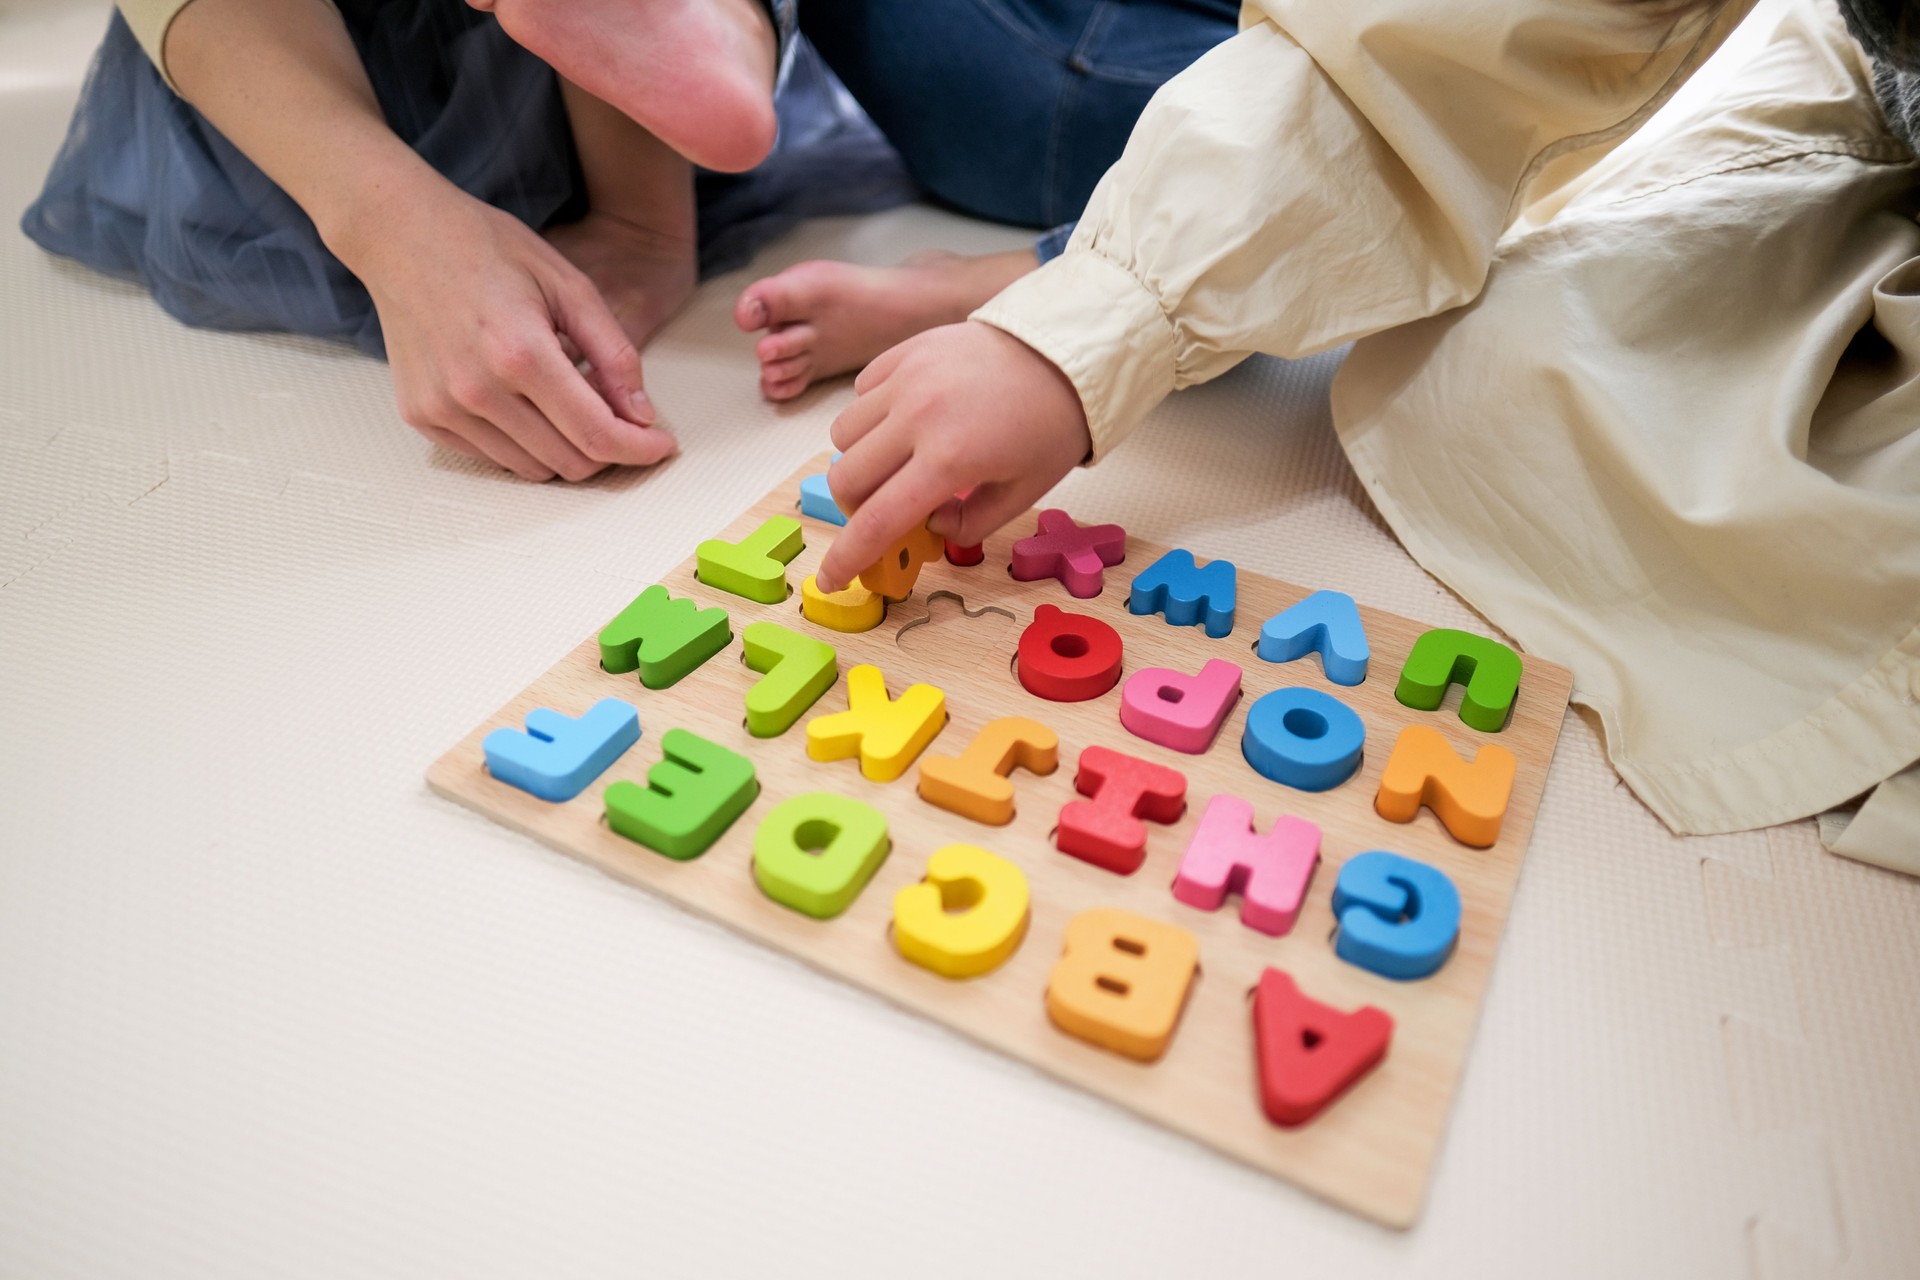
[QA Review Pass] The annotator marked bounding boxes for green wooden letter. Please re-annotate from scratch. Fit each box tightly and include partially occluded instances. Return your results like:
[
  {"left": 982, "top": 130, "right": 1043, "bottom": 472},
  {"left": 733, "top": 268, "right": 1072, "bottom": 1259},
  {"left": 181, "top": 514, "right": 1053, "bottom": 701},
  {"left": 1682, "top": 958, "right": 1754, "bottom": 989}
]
[
  {"left": 741, "top": 621, "right": 838, "bottom": 738},
  {"left": 1394, "top": 628, "right": 1523, "bottom": 732},
  {"left": 752, "top": 792, "right": 890, "bottom": 919},
  {"left": 697, "top": 516, "right": 805, "bottom": 604},
  {"left": 598, "top": 585, "right": 732, "bottom": 689},
  {"left": 605, "top": 728, "right": 759, "bottom": 860}
]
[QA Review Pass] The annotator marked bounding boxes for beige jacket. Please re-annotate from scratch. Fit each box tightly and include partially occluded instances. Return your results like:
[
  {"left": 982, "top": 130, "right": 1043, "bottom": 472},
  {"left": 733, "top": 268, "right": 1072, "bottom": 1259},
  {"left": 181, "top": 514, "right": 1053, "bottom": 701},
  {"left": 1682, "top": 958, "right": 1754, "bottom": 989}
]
[{"left": 976, "top": 0, "right": 1920, "bottom": 871}]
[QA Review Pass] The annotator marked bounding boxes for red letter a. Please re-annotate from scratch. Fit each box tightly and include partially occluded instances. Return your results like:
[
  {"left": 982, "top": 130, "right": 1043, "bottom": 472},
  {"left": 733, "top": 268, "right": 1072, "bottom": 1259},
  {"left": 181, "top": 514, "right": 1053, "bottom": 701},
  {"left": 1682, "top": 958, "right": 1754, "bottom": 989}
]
[{"left": 1252, "top": 968, "right": 1393, "bottom": 1127}]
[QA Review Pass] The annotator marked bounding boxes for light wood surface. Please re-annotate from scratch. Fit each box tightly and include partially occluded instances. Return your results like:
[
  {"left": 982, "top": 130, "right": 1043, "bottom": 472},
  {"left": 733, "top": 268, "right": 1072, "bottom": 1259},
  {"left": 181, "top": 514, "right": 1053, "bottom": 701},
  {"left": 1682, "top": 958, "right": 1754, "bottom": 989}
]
[{"left": 428, "top": 453, "right": 1572, "bottom": 1227}]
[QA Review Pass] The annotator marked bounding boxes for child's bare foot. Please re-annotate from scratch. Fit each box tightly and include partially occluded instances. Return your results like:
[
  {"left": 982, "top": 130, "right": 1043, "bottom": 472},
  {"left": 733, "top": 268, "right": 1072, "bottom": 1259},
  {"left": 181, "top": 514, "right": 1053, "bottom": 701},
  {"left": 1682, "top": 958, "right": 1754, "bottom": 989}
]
[
  {"left": 472, "top": 0, "right": 777, "bottom": 173},
  {"left": 734, "top": 250, "right": 1036, "bottom": 401},
  {"left": 545, "top": 210, "right": 697, "bottom": 401}
]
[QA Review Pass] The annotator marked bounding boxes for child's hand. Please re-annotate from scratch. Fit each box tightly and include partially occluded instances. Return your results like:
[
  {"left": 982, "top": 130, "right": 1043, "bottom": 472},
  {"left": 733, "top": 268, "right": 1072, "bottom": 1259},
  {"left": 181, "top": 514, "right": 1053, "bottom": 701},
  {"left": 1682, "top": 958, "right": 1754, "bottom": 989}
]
[
  {"left": 352, "top": 185, "right": 677, "bottom": 481},
  {"left": 815, "top": 321, "right": 1091, "bottom": 593}
]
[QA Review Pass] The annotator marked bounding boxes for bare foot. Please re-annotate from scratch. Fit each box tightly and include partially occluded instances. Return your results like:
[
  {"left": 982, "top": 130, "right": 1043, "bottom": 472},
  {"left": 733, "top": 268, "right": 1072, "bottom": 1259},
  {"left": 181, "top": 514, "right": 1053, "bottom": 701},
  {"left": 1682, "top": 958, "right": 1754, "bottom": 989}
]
[
  {"left": 472, "top": 0, "right": 777, "bottom": 173},
  {"left": 734, "top": 250, "right": 1036, "bottom": 401},
  {"left": 545, "top": 209, "right": 697, "bottom": 361}
]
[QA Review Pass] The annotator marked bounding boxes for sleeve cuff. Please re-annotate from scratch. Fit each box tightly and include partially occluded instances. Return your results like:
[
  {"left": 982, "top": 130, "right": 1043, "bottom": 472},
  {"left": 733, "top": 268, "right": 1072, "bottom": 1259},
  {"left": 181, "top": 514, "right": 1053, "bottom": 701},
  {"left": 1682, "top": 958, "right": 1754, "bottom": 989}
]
[
  {"left": 970, "top": 249, "right": 1180, "bottom": 463},
  {"left": 120, "top": 0, "right": 199, "bottom": 92}
]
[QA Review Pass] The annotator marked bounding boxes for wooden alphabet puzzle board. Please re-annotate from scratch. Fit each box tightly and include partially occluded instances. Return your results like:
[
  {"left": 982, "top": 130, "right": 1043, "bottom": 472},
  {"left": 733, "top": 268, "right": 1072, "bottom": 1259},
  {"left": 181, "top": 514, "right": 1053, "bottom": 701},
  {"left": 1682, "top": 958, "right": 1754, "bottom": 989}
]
[{"left": 428, "top": 453, "right": 1572, "bottom": 1227}]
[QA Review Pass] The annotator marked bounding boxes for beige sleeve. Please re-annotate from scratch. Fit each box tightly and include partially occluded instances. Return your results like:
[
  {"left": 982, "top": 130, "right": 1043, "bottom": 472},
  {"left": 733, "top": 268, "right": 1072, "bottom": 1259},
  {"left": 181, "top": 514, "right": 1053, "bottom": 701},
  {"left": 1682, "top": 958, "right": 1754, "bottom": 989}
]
[
  {"left": 119, "top": 0, "right": 200, "bottom": 90},
  {"left": 972, "top": 0, "right": 1754, "bottom": 460}
]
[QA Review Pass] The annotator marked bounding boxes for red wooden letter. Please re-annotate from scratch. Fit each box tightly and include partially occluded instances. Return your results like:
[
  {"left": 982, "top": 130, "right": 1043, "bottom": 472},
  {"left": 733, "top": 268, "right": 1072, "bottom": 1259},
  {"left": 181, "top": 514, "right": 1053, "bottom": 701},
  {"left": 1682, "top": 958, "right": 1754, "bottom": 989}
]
[
  {"left": 1017, "top": 604, "right": 1124, "bottom": 702},
  {"left": 1055, "top": 745, "right": 1187, "bottom": 875},
  {"left": 1252, "top": 968, "right": 1393, "bottom": 1127}
]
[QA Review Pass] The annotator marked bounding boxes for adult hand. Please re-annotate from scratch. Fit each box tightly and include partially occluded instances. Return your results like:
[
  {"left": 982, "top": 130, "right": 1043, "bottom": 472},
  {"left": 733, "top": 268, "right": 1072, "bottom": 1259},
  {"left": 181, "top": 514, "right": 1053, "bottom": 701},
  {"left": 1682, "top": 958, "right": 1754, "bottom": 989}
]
[
  {"left": 353, "top": 183, "right": 677, "bottom": 481},
  {"left": 815, "top": 321, "right": 1092, "bottom": 592}
]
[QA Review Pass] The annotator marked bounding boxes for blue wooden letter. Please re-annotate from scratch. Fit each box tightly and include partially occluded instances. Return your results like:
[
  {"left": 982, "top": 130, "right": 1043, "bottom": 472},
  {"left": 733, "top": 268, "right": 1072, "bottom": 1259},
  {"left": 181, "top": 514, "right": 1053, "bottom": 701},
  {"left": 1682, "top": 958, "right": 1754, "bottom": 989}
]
[
  {"left": 1127, "top": 548, "right": 1237, "bottom": 638},
  {"left": 1241, "top": 687, "right": 1366, "bottom": 792},
  {"left": 1332, "top": 851, "right": 1462, "bottom": 981},
  {"left": 1257, "top": 589, "right": 1370, "bottom": 686},
  {"left": 484, "top": 698, "right": 641, "bottom": 802}
]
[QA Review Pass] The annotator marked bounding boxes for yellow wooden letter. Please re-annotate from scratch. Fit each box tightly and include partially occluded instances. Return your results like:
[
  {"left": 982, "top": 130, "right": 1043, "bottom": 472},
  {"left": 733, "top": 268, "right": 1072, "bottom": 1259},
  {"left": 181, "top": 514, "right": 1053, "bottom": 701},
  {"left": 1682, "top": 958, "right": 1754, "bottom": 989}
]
[
  {"left": 801, "top": 573, "right": 885, "bottom": 634},
  {"left": 1045, "top": 908, "right": 1198, "bottom": 1062},
  {"left": 806, "top": 663, "right": 947, "bottom": 782},
  {"left": 917, "top": 715, "right": 1059, "bottom": 825},
  {"left": 892, "top": 845, "right": 1030, "bottom": 979}
]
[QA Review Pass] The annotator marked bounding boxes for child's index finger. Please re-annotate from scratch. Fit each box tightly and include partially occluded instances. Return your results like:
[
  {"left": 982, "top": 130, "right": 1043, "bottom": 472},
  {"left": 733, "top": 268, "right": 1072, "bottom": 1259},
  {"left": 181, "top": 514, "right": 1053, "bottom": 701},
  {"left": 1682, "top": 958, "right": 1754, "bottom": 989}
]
[{"left": 815, "top": 456, "right": 951, "bottom": 595}]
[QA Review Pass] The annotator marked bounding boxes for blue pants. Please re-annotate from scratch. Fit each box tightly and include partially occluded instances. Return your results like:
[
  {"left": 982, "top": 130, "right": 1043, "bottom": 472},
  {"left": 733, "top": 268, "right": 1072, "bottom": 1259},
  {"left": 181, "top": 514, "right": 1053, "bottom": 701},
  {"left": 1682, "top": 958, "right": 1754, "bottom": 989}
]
[
  {"left": 22, "top": 0, "right": 1234, "bottom": 354},
  {"left": 803, "top": 0, "right": 1239, "bottom": 229}
]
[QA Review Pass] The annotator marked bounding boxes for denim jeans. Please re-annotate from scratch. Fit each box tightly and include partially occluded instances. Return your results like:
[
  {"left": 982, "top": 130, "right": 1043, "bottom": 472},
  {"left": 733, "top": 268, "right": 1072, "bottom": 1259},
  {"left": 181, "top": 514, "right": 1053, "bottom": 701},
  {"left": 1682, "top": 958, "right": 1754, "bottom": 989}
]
[{"left": 801, "top": 0, "right": 1239, "bottom": 230}]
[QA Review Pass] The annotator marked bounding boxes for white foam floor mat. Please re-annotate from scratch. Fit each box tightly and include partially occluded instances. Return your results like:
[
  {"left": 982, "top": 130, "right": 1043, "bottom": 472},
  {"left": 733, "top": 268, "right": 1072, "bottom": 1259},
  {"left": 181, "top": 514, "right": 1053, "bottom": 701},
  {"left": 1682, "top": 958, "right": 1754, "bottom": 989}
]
[{"left": 3, "top": 3, "right": 1915, "bottom": 1276}]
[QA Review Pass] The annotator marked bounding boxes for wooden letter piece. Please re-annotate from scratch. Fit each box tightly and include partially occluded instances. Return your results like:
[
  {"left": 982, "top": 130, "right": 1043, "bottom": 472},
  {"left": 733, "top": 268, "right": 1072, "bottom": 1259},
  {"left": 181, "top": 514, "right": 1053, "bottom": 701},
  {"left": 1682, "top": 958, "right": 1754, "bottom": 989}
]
[
  {"left": 1375, "top": 724, "right": 1517, "bottom": 847},
  {"left": 483, "top": 698, "right": 640, "bottom": 803},
  {"left": 1253, "top": 968, "right": 1393, "bottom": 1127},
  {"left": 1119, "top": 658, "right": 1243, "bottom": 754},
  {"left": 1332, "top": 850, "right": 1463, "bottom": 980},
  {"left": 598, "top": 585, "right": 732, "bottom": 690},
  {"left": 605, "top": 728, "right": 759, "bottom": 861},
  {"left": 741, "top": 621, "right": 838, "bottom": 738},
  {"left": 918, "top": 716, "right": 1060, "bottom": 825},
  {"left": 1016, "top": 604, "right": 1124, "bottom": 702},
  {"left": 806, "top": 664, "right": 948, "bottom": 782},
  {"left": 696, "top": 515, "right": 804, "bottom": 604},
  {"left": 859, "top": 521, "right": 944, "bottom": 601},
  {"left": 753, "top": 792, "right": 891, "bottom": 919},
  {"left": 1257, "top": 589, "right": 1370, "bottom": 686},
  {"left": 801, "top": 573, "right": 885, "bottom": 634},
  {"left": 798, "top": 457, "right": 848, "bottom": 526},
  {"left": 1395, "top": 628, "right": 1523, "bottom": 732},
  {"left": 1010, "top": 508, "right": 1127, "bottom": 598},
  {"left": 893, "top": 844, "right": 1030, "bottom": 978},
  {"left": 1055, "top": 745, "right": 1188, "bottom": 875},
  {"left": 1046, "top": 908, "right": 1199, "bottom": 1062},
  {"left": 1241, "top": 687, "right": 1367, "bottom": 793},
  {"left": 1128, "top": 548, "right": 1237, "bottom": 638},
  {"left": 1171, "top": 796, "right": 1320, "bottom": 936}
]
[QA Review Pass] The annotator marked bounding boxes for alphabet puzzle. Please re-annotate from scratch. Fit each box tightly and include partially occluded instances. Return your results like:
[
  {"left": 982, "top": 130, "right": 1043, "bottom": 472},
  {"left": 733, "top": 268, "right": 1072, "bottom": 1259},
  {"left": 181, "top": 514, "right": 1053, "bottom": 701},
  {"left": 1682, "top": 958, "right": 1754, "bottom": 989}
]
[{"left": 428, "top": 454, "right": 1573, "bottom": 1227}]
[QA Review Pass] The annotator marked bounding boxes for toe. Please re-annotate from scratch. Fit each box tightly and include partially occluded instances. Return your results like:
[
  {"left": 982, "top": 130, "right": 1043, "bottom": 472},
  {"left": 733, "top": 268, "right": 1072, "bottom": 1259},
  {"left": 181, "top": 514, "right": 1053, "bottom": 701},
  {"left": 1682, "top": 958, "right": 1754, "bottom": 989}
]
[
  {"left": 762, "top": 353, "right": 812, "bottom": 384},
  {"left": 735, "top": 282, "right": 774, "bottom": 332},
  {"left": 762, "top": 371, "right": 811, "bottom": 402},
  {"left": 756, "top": 324, "right": 814, "bottom": 363}
]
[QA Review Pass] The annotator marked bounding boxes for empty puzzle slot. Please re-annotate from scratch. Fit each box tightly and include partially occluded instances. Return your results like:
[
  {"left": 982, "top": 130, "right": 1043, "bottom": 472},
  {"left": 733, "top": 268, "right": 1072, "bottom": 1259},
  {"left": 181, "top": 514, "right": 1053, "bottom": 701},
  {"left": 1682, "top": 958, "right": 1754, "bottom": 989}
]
[{"left": 895, "top": 590, "right": 1017, "bottom": 652}]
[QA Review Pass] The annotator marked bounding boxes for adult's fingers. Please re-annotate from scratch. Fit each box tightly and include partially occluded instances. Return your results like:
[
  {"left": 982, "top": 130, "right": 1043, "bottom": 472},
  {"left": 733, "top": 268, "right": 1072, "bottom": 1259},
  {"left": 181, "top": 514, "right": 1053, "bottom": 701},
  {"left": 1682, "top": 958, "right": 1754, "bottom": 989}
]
[
  {"left": 926, "top": 480, "right": 1032, "bottom": 547},
  {"left": 490, "top": 393, "right": 611, "bottom": 481},
  {"left": 417, "top": 423, "right": 489, "bottom": 467},
  {"left": 443, "top": 407, "right": 557, "bottom": 482},
  {"left": 514, "top": 332, "right": 677, "bottom": 468},
  {"left": 816, "top": 454, "right": 953, "bottom": 594},
  {"left": 554, "top": 277, "right": 657, "bottom": 426},
  {"left": 825, "top": 418, "right": 912, "bottom": 517}
]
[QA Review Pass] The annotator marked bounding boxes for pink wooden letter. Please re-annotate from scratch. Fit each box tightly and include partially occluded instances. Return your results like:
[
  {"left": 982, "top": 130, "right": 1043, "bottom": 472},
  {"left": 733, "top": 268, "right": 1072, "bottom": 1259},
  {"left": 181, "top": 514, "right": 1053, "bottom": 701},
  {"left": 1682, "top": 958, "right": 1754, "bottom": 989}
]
[
  {"left": 1171, "top": 795, "right": 1320, "bottom": 936},
  {"left": 1118, "top": 659, "right": 1243, "bottom": 754}
]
